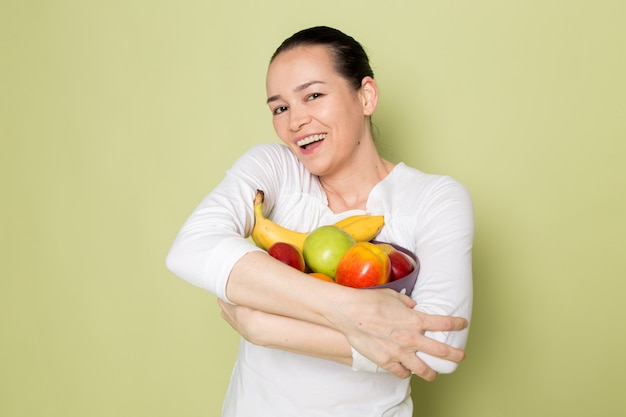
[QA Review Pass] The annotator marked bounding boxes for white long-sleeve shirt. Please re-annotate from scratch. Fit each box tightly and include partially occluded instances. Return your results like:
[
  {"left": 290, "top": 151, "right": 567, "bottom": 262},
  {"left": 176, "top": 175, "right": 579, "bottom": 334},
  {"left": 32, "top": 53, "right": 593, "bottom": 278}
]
[{"left": 166, "top": 143, "right": 474, "bottom": 417}]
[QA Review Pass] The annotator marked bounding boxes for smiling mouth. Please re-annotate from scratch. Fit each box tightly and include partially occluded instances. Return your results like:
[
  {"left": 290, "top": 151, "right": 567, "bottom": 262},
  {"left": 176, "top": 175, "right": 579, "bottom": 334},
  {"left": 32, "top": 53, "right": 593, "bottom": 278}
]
[{"left": 296, "top": 134, "right": 326, "bottom": 149}]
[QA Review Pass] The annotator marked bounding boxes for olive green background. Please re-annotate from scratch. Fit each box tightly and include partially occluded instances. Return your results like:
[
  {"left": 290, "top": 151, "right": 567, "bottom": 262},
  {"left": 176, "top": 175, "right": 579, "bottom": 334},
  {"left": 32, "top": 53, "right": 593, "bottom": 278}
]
[{"left": 2, "top": 1, "right": 625, "bottom": 416}]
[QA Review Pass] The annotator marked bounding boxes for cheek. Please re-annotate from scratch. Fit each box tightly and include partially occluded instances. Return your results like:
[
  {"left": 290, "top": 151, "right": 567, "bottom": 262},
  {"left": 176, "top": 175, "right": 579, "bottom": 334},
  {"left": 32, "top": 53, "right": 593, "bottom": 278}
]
[{"left": 322, "top": 99, "right": 361, "bottom": 132}]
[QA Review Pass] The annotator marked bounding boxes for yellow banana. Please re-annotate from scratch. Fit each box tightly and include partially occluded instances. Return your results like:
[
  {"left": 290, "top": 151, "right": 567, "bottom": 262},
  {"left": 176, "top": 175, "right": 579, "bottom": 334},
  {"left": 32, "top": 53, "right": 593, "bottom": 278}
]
[
  {"left": 251, "top": 189, "right": 385, "bottom": 252},
  {"left": 251, "top": 190, "right": 308, "bottom": 252},
  {"left": 334, "top": 214, "right": 384, "bottom": 242},
  {"left": 332, "top": 214, "right": 373, "bottom": 229}
]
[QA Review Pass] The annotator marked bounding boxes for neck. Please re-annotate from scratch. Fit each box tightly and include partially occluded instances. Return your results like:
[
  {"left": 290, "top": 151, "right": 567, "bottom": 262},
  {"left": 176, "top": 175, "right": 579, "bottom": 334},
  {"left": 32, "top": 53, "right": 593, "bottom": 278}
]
[{"left": 319, "top": 155, "right": 394, "bottom": 212}]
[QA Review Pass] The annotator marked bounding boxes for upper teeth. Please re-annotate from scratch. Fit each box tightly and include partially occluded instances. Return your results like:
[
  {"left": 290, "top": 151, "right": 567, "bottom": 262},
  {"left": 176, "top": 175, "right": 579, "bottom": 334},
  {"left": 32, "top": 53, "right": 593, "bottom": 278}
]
[{"left": 297, "top": 134, "right": 326, "bottom": 147}]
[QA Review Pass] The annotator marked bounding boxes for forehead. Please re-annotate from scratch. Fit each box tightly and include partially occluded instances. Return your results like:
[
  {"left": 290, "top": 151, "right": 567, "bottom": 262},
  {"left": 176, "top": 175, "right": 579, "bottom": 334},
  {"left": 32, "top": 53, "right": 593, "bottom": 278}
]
[{"left": 266, "top": 45, "right": 338, "bottom": 92}]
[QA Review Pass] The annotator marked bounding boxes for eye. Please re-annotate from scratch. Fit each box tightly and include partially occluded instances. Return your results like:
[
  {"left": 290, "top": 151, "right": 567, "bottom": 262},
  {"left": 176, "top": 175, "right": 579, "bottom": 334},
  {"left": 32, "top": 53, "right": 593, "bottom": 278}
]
[
  {"left": 273, "top": 105, "right": 288, "bottom": 115},
  {"left": 306, "top": 92, "right": 323, "bottom": 101}
]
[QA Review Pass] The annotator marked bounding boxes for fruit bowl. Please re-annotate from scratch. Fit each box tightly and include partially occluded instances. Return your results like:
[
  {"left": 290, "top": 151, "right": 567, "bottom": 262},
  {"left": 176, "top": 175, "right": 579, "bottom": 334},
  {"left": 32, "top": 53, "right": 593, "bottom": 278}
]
[{"left": 367, "top": 242, "right": 420, "bottom": 294}]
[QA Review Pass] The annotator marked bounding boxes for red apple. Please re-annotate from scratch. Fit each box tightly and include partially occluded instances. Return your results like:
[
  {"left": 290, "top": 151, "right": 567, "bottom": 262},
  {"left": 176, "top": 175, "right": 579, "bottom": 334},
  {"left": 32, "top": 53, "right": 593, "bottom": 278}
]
[
  {"left": 335, "top": 242, "right": 391, "bottom": 288},
  {"left": 376, "top": 243, "right": 416, "bottom": 280},
  {"left": 268, "top": 242, "right": 306, "bottom": 272},
  {"left": 388, "top": 251, "right": 416, "bottom": 280}
]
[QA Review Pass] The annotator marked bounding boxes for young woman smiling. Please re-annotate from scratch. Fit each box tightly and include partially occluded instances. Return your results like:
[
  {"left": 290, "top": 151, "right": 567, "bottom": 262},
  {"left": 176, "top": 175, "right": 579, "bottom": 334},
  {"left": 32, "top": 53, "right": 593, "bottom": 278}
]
[{"left": 167, "top": 26, "right": 473, "bottom": 417}]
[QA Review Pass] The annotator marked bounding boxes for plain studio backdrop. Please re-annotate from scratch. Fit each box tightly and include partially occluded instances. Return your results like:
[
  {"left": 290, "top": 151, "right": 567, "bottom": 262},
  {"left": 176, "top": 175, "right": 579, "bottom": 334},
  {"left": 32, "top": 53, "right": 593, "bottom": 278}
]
[{"left": 2, "top": 1, "right": 625, "bottom": 416}]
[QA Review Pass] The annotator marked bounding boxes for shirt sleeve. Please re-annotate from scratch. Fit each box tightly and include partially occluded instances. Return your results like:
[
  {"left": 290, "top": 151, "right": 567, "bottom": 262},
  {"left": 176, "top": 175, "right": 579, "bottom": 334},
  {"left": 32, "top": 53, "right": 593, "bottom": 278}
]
[
  {"left": 165, "top": 144, "right": 291, "bottom": 302},
  {"left": 411, "top": 177, "right": 474, "bottom": 374}
]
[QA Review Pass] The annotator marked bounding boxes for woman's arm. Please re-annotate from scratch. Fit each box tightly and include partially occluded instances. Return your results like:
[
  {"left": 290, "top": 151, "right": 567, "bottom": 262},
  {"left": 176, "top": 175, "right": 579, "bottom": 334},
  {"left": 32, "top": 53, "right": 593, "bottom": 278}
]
[
  {"left": 223, "top": 251, "right": 467, "bottom": 380},
  {"left": 410, "top": 177, "right": 474, "bottom": 374},
  {"left": 217, "top": 295, "right": 466, "bottom": 381},
  {"left": 218, "top": 298, "right": 352, "bottom": 366}
]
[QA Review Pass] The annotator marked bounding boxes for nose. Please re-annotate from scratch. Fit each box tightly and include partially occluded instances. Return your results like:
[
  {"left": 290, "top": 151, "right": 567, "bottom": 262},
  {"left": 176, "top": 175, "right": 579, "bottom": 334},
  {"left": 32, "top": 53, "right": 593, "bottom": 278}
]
[{"left": 289, "top": 106, "right": 311, "bottom": 132}]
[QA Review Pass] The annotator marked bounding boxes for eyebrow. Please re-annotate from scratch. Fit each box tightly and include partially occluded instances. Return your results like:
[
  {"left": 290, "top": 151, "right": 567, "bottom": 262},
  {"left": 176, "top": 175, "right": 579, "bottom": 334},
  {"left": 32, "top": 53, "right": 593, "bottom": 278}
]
[{"left": 266, "top": 80, "right": 326, "bottom": 104}]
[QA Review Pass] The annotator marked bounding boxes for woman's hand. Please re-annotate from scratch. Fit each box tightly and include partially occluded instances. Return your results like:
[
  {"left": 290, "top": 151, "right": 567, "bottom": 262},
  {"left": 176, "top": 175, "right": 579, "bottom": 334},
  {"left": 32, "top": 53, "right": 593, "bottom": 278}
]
[
  {"left": 218, "top": 299, "right": 269, "bottom": 347},
  {"left": 331, "top": 288, "right": 468, "bottom": 380}
]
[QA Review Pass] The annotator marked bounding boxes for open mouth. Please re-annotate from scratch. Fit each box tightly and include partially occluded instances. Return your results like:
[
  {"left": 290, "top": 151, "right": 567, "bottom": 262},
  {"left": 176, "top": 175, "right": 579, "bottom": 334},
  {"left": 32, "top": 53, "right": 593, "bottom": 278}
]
[{"left": 296, "top": 133, "right": 326, "bottom": 149}]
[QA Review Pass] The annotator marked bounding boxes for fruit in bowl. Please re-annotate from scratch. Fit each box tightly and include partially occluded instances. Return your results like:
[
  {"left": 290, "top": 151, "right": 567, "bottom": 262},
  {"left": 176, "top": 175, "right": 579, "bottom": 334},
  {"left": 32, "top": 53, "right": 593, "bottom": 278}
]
[
  {"left": 335, "top": 242, "right": 391, "bottom": 288},
  {"left": 368, "top": 242, "right": 420, "bottom": 294},
  {"left": 308, "top": 272, "right": 335, "bottom": 282},
  {"left": 248, "top": 189, "right": 419, "bottom": 293},
  {"left": 268, "top": 242, "right": 306, "bottom": 272},
  {"left": 375, "top": 243, "right": 417, "bottom": 281},
  {"left": 303, "top": 225, "right": 356, "bottom": 278},
  {"left": 335, "top": 241, "right": 419, "bottom": 293}
]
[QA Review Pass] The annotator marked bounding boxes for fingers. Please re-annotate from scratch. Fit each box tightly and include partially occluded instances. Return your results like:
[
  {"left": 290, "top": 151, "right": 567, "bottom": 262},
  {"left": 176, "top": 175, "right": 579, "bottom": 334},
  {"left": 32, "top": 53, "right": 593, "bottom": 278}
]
[
  {"left": 384, "top": 362, "right": 412, "bottom": 379},
  {"left": 401, "top": 354, "right": 439, "bottom": 382},
  {"left": 378, "top": 337, "right": 465, "bottom": 380},
  {"left": 217, "top": 299, "right": 233, "bottom": 324},
  {"left": 409, "top": 314, "right": 468, "bottom": 363},
  {"left": 420, "top": 313, "right": 468, "bottom": 332},
  {"left": 378, "top": 355, "right": 439, "bottom": 381},
  {"left": 396, "top": 291, "right": 417, "bottom": 309},
  {"left": 375, "top": 312, "right": 467, "bottom": 379},
  {"left": 415, "top": 335, "right": 467, "bottom": 363},
  {"left": 217, "top": 299, "right": 240, "bottom": 330},
  {"left": 217, "top": 298, "right": 229, "bottom": 315}
]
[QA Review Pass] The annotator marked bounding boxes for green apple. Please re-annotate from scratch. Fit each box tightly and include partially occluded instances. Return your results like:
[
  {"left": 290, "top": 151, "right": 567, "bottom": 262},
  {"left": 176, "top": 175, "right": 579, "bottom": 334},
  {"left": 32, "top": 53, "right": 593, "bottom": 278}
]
[{"left": 303, "top": 225, "right": 355, "bottom": 278}]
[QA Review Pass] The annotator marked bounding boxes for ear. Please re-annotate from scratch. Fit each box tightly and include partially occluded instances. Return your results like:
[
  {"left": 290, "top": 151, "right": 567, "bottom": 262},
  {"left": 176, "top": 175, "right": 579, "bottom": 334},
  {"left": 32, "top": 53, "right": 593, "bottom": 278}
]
[{"left": 359, "top": 76, "right": 379, "bottom": 116}]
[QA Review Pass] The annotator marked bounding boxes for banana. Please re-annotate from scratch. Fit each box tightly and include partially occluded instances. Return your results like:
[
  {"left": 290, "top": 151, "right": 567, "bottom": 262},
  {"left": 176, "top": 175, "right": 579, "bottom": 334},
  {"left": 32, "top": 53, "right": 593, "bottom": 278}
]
[
  {"left": 335, "top": 214, "right": 385, "bottom": 242},
  {"left": 251, "top": 190, "right": 308, "bottom": 252},
  {"left": 251, "top": 189, "right": 385, "bottom": 252},
  {"left": 331, "top": 214, "right": 373, "bottom": 230}
]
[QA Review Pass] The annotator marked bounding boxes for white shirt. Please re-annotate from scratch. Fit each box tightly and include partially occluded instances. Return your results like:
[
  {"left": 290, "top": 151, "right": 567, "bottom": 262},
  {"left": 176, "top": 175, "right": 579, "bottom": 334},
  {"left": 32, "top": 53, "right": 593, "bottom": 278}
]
[{"left": 166, "top": 143, "right": 474, "bottom": 417}]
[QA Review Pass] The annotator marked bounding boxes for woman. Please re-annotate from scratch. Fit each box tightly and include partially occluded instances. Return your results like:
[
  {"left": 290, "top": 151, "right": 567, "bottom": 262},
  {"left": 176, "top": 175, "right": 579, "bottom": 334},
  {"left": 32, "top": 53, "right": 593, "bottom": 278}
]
[{"left": 166, "top": 26, "right": 473, "bottom": 416}]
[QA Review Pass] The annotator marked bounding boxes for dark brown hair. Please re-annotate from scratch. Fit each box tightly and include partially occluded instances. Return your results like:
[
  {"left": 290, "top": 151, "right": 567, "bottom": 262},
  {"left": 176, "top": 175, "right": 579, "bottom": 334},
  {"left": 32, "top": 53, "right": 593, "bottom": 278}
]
[{"left": 271, "top": 26, "right": 374, "bottom": 91}]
